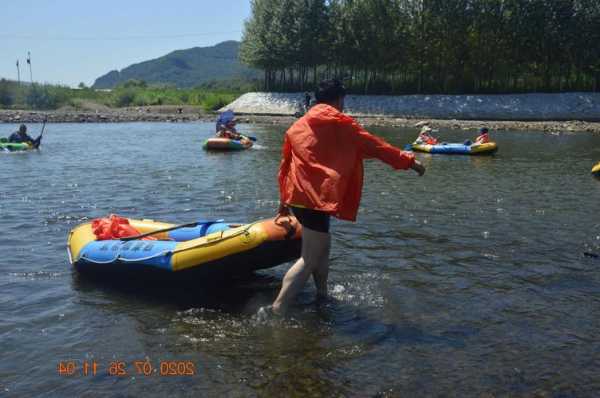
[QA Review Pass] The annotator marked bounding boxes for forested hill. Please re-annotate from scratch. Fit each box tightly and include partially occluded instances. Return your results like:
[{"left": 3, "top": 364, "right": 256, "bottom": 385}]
[{"left": 93, "top": 41, "right": 259, "bottom": 89}]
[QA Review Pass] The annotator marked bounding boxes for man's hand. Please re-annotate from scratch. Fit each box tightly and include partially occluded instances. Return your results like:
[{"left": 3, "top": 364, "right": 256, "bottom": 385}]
[
  {"left": 411, "top": 160, "right": 426, "bottom": 176},
  {"left": 277, "top": 202, "right": 291, "bottom": 218}
]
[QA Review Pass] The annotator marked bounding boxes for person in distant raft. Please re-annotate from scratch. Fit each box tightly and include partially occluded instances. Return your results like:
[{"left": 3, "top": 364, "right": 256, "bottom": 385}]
[
  {"left": 473, "top": 127, "right": 490, "bottom": 144},
  {"left": 215, "top": 110, "right": 249, "bottom": 142},
  {"left": 415, "top": 125, "right": 439, "bottom": 145},
  {"left": 304, "top": 91, "right": 312, "bottom": 112},
  {"left": 9, "top": 124, "right": 41, "bottom": 147},
  {"left": 257, "top": 79, "right": 426, "bottom": 319},
  {"left": 217, "top": 119, "right": 242, "bottom": 140}
]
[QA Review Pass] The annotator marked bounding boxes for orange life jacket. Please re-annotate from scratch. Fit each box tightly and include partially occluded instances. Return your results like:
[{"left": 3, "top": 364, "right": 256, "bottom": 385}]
[
  {"left": 475, "top": 133, "right": 490, "bottom": 144},
  {"left": 419, "top": 133, "right": 438, "bottom": 145},
  {"left": 92, "top": 215, "right": 156, "bottom": 240}
]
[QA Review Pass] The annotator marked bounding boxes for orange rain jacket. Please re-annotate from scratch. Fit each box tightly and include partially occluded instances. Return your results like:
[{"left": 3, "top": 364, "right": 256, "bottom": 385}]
[{"left": 278, "top": 103, "right": 416, "bottom": 221}]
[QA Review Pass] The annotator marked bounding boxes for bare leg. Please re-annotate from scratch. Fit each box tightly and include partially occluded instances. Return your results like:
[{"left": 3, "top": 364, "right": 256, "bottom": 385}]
[{"left": 272, "top": 227, "right": 331, "bottom": 314}]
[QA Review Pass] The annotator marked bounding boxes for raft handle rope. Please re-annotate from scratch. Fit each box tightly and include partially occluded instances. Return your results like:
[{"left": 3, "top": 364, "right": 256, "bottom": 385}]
[
  {"left": 81, "top": 250, "right": 173, "bottom": 264},
  {"left": 170, "top": 222, "right": 260, "bottom": 255},
  {"left": 121, "top": 220, "right": 221, "bottom": 241},
  {"left": 119, "top": 251, "right": 173, "bottom": 263},
  {"left": 79, "top": 223, "right": 260, "bottom": 264}
]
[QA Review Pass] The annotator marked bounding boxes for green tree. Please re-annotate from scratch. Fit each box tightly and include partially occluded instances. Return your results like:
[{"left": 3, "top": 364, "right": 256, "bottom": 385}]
[
  {"left": 0, "top": 79, "right": 15, "bottom": 107},
  {"left": 240, "top": 0, "right": 600, "bottom": 94}
]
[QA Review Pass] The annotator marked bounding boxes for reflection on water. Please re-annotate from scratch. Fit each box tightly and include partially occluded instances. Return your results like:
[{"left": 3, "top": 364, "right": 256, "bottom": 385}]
[{"left": 1, "top": 122, "right": 600, "bottom": 396}]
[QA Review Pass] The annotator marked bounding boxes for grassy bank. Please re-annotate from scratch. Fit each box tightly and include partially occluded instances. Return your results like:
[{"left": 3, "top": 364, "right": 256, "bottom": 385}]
[{"left": 0, "top": 79, "right": 242, "bottom": 112}]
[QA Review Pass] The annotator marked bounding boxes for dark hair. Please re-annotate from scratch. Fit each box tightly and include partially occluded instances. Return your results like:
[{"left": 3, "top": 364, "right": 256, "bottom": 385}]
[
  {"left": 480, "top": 127, "right": 489, "bottom": 133},
  {"left": 315, "top": 79, "right": 346, "bottom": 103},
  {"left": 19, "top": 124, "right": 27, "bottom": 133}
]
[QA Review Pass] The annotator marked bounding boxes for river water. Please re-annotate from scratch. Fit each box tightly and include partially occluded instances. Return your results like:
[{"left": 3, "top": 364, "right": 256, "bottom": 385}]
[{"left": 1, "top": 122, "right": 599, "bottom": 397}]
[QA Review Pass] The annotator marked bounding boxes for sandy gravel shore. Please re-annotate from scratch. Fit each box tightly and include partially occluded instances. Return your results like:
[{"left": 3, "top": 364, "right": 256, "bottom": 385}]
[
  {"left": 2, "top": 106, "right": 600, "bottom": 134},
  {"left": 0, "top": 106, "right": 210, "bottom": 124}
]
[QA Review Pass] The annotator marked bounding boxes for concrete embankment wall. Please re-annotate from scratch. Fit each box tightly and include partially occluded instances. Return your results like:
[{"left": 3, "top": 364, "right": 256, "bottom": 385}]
[{"left": 223, "top": 92, "right": 600, "bottom": 121}]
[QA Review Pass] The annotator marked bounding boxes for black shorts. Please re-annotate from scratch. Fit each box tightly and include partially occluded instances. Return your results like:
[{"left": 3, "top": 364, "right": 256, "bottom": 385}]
[{"left": 290, "top": 206, "right": 330, "bottom": 233}]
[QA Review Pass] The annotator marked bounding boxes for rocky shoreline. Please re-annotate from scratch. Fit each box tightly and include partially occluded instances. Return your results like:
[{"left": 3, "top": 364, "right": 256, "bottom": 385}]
[
  {"left": 0, "top": 107, "right": 211, "bottom": 124},
  {"left": 1, "top": 107, "right": 600, "bottom": 133}
]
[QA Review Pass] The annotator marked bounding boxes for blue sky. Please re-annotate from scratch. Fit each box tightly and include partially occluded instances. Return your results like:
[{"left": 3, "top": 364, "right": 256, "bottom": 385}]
[{"left": 1, "top": 0, "right": 251, "bottom": 86}]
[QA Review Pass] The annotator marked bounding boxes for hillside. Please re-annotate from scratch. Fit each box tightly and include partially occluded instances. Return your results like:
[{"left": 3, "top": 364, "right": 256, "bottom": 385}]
[{"left": 92, "top": 41, "right": 259, "bottom": 89}]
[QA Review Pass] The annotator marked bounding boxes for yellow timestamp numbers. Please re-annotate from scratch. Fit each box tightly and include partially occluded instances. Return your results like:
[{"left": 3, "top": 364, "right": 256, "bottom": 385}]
[{"left": 57, "top": 360, "right": 196, "bottom": 377}]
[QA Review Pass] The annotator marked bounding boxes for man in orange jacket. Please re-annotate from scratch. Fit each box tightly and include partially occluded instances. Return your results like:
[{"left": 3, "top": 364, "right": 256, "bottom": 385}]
[{"left": 257, "top": 79, "right": 425, "bottom": 319}]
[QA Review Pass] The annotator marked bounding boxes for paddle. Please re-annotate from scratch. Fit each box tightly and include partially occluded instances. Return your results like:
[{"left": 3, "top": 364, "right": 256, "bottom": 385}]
[
  {"left": 240, "top": 134, "right": 257, "bottom": 142},
  {"left": 584, "top": 252, "right": 599, "bottom": 259},
  {"left": 120, "top": 221, "right": 205, "bottom": 241},
  {"left": 33, "top": 118, "right": 47, "bottom": 149}
]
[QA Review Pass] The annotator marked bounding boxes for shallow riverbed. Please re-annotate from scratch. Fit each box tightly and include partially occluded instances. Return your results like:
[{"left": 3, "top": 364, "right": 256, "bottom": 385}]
[{"left": 1, "top": 122, "right": 599, "bottom": 396}]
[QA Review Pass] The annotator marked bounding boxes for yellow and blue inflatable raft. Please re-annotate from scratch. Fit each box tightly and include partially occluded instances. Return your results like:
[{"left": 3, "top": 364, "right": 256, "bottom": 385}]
[
  {"left": 411, "top": 142, "right": 498, "bottom": 155},
  {"left": 67, "top": 217, "right": 301, "bottom": 281},
  {"left": 592, "top": 162, "right": 600, "bottom": 180}
]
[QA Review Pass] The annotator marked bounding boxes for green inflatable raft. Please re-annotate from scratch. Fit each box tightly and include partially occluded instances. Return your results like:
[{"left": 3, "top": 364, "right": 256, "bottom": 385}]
[{"left": 0, "top": 139, "right": 33, "bottom": 152}]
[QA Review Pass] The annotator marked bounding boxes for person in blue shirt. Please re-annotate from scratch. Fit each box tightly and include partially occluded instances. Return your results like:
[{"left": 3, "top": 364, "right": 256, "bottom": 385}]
[
  {"left": 8, "top": 124, "right": 41, "bottom": 147},
  {"left": 215, "top": 111, "right": 244, "bottom": 140}
]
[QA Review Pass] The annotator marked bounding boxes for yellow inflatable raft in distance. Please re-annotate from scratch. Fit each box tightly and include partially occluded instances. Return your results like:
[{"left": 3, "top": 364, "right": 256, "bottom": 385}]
[
  {"left": 411, "top": 142, "right": 498, "bottom": 155},
  {"left": 592, "top": 161, "right": 600, "bottom": 180}
]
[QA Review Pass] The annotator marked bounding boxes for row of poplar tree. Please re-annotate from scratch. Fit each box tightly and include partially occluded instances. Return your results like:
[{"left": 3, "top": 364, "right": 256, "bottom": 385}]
[{"left": 240, "top": 0, "right": 600, "bottom": 94}]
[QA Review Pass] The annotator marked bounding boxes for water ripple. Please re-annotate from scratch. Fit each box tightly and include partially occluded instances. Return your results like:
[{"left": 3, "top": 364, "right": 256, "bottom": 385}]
[{"left": 1, "top": 123, "right": 600, "bottom": 396}]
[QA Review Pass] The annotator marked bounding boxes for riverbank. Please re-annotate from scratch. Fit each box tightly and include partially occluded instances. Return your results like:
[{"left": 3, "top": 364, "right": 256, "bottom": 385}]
[
  {"left": 226, "top": 91, "right": 600, "bottom": 133},
  {"left": 226, "top": 92, "right": 600, "bottom": 121},
  {"left": 2, "top": 103, "right": 600, "bottom": 133},
  {"left": 0, "top": 106, "right": 212, "bottom": 124}
]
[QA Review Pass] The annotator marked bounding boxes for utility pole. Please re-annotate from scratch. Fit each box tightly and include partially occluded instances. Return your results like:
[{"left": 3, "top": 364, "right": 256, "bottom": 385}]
[
  {"left": 27, "top": 52, "right": 33, "bottom": 84},
  {"left": 16, "top": 60, "right": 20, "bottom": 85}
]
